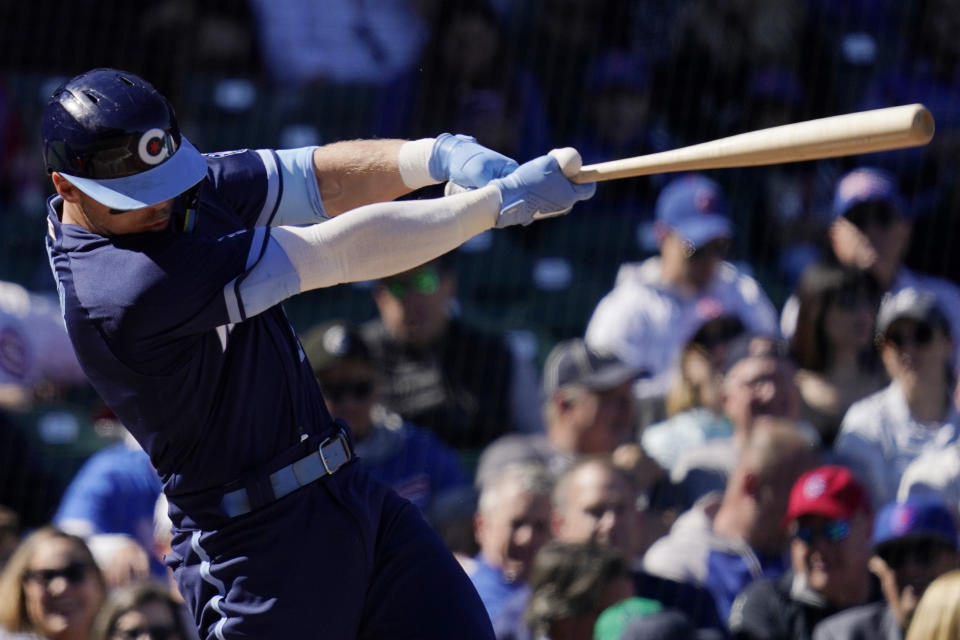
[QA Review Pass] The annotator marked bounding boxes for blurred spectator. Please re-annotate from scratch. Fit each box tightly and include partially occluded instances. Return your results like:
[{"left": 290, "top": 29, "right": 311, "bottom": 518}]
[
  {"left": 670, "top": 334, "right": 808, "bottom": 505},
  {"left": 0, "top": 527, "right": 106, "bottom": 640},
  {"left": 644, "top": 419, "right": 819, "bottom": 623},
  {"left": 53, "top": 427, "right": 163, "bottom": 586},
  {"left": 467, "top": 462, "right": 553, "bottom": 628},
  {"left": 0, "top": 280, "right": 87, "bottom": 411},
  {"left": 378, "top": 1, "right": 550, "bottom": 163},
  {"left": 475, "top": 338, "right": 642, "bottom": 487},
  {"left": 641, "top": 315, "right": 746, "bottom": 471},
  {"left": 729, "top": 465, "right": 875, "bottom": 640},
  {"left": 585, "top": 174, "right": 780, "bottom": 407},
  {"left": 90, "top": 581, "right": 197, "bottom": 640},
  {"left": 789, "top": 261, "right": 886, "bottom": 446},
  {"left": 361, "top": 256, "right": 542, "bottom": 455},
  {"left": 780, "top": 167, "right": 960, "bottom": 364},
  {"left": 0, "top": 411, "right": 63, "bottom": 530},
  {"left": 301, "top": 318, "right": 468, "bottom": 514},
  {"left": 592, "top": 597, "right": 665, "bottom": 640},
  {"left": 904, "top": 569, "right": 960, "bottom": 640},
  {"left": 897, "top": 381, "right": 960, "bottom": 515},
  {"left": 834, "top": 288, "right": 958, "bottom": 508},
  {"left": 0, "top": 507, "right": 18, "bottom": 573},
  {"left": 813, "top": 496, "right": 959, "bottom": 640},
  {"left": 246, "top": 0, "right": 427, "bottom": 88},
  {"left": 524, "top": 541, "right": 637, "bottom": 640}
]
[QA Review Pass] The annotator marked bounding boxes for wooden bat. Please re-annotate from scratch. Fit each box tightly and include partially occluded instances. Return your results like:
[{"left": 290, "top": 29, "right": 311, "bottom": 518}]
[{"left": 569, "top": 104, "right": 935, "bottom": 183}]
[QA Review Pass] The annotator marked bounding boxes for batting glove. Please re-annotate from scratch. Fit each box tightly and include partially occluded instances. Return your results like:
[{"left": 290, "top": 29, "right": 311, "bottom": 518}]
[
  {"left": 429, "top": 133, "right": 519, "bottom": 189},
  {"left": 490, "top": 148, "right": 596, "bottom": 228}
]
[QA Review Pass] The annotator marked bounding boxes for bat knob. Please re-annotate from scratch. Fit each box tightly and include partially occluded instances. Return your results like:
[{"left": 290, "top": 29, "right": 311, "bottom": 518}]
[{"left": 548, "top": 147, "right": 582, "bottom": 179}]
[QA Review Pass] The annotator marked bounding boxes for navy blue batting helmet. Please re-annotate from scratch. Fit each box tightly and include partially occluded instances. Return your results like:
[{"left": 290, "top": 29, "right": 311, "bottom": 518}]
[{"left": 41, "top": 68, "right": 207, "bottom": 210}]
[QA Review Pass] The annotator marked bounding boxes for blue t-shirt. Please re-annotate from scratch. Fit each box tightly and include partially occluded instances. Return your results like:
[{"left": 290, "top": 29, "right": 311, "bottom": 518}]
[
  {"left": 54, "top": 442, "right": 163, "bottom": 576},
  {"left": 705, "top": 548, "right": 788, "bottom": 623},
  {"left": 46, "top": 149, "right": 336, "bottom": 506},
  {"left": 469, "top": 555, "right": 528, "bottom": 627}
]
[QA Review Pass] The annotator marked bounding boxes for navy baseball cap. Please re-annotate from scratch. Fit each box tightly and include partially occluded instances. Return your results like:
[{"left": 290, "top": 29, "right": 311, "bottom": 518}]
[
  {"left": 872, "top": 497, "right": 959, "bottom": 550},
  {"left": 831, "top": 167, "right": 905, "bottom": 220},
  {"left": 542, "top": 339, "right": 643, "bottom": 396},
  {"left": 655, "top": 174, "right": 731, "bottom": 249}
]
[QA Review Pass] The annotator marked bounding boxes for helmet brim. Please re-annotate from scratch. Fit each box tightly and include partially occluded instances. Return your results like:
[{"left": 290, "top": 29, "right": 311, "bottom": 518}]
[{"left": 59, "top": 137, "right": 207, "bottom": 210}]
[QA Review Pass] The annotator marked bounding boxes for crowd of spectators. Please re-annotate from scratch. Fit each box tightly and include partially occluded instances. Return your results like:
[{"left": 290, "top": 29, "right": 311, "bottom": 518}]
[{"left": 4, "top": 0, "right": 960, "bottom": 639}]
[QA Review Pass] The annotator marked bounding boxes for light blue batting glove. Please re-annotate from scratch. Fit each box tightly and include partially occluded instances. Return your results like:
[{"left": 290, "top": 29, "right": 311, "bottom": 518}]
[
  {"left": 489, "top": 148, "right": 596, "bottom": 228},
  {"left": 428, "top": 133, "right": 519, "bottom": 189}
]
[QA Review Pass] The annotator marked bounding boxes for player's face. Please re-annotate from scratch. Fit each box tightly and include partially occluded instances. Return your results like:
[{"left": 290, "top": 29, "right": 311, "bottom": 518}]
[
  {"left": 790, "top": 513, "right": 872, "bottom": 608},
  {"left": 553, "top": 464, "right": 637, "bottom": 559},
  {"left": 476, "top": 488, "right": 551, "bottom": 582},
  {"left": 110, "top": 600, "right": 183, "bottom": 640},
  {"left": 22, "top": 537, "right": 104, "bottom": 639},
  {"left": 53, "top": 173, "right": 175, "bottom": 236}
]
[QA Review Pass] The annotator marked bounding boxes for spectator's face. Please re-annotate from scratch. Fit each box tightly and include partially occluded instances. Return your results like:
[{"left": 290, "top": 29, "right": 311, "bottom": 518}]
[
  {"left": 723, "top": 356, "right": 800, "bottom": 433},
  {"left": 871, "top": 537, "right": 960, "bottom": 630},
  {"left": 475, "top": 488, "right": 552, "bottom": 582},
  {"left": 111, "top": 600, "right": 183, "bottom": 640},
  {"left": 373, "top": 266, "right": 454, "bottom": 347},
  {"left": 660, "top": 232, "right": 728, "bottom": 292},
  {"left": 22, "top": 537, "right": 104, "bottom": 639},
  {"left": 553, "top": 464, "right": 637, "bottom": 559},
  {"left": 317, "top": 360, "right": 378, "bottom": 438},
  {"left": 790, "top": 513, "right": 872, "bottom": 607},
  {"left": 881, "top": 319, "right": 953, "bottom": 385},
  {"left": 830, "top": 202, "right": 910, "bottom": 287},
  {"left": 823, "top": 289, "right": 877, "bottom": 353},
  {"left": 553, "top": 383, "right": 636, "bottom": 454}
]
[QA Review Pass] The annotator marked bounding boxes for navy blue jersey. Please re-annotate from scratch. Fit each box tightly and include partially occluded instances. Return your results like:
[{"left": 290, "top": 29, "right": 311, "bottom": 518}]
[{"left": 45, "top": 149, "right": 336, "bottom": 498}]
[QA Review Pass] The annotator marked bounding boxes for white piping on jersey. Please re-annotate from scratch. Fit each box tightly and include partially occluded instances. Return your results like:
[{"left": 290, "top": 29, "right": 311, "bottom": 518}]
[
  {"left": 191, "top": 530, "right": 228, "bottom": 640},
  {"left": 223, "top": 228, "right": 269, "bottom": 324},
  {"left": 253, "top": 150, "right": 281, "bottom": 227}
]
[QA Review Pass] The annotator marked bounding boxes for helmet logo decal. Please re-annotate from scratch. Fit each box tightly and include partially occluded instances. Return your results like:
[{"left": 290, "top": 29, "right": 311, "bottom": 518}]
[{"left": 138, "top": 128, "right": 170, "bottom": 165}]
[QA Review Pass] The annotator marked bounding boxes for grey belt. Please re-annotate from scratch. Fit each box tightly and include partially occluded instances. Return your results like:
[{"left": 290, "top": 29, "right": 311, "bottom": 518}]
[{"left": 220, "top": 430, "right": 352, "bottom": 518}]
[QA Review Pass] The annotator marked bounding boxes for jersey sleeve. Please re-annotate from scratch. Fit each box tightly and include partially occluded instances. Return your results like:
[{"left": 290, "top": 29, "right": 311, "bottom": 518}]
[{"left": 206, "top": 147, "right": 327, "bottom": 228}]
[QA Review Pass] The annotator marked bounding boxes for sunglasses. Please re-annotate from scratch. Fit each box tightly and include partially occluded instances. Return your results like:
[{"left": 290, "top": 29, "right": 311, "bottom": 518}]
[
  {"left": 793, "top": 519, "right": 851, "bottom": 544},
  {"left": 23, "top": 561, "right": 89, "bottom": 587},
  {"left": 112, "top": 626, "right": 180, "bottom": 640},
  {"left": 877, "top": 539, "right": 955, "bottom": 570},
  {"left": 845, "top": 202, "right": 899, "bottom": 230},
  {"left": 687, "top": 238, "right": 730, "bottom": 261},
  {"left": 321, "top": 379, "right": 374, "bottom": 402},
  {"left": 886, "top": 323, "right": 935, "bottom": 349},
  {"left": 383, "top": 269, "right": 441, "bottom": 299}
]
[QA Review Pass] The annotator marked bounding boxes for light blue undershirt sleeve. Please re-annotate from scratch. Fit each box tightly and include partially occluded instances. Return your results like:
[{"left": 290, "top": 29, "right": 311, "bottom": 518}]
[{"left": 255, "top": 147, "right": 328, "bottom": 226}]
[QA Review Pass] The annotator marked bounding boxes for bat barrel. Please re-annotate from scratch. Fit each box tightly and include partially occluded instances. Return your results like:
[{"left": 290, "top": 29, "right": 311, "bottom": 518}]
[{"left": 572, "top": 104, "right": 935, "bottom": 183}]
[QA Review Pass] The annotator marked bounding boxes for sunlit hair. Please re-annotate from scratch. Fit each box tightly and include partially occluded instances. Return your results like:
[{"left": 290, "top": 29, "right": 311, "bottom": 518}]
[
  {"left": 905, "top": 569, "right": 960, "bottom": 640},
  {"left": 0, "top": 526, "right": 106, "bottom": 632}
]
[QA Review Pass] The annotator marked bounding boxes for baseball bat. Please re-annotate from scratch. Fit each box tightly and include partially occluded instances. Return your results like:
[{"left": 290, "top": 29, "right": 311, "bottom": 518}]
[{"left": 570, "top": 104, "right": 934, "bottom": 183}]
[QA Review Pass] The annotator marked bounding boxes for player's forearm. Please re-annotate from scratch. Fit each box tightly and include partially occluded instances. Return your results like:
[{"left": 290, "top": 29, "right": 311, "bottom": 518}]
[
  {"left": 313, "top": 139, "right": 413, "bottom": 216},
  {"left": 272, "top": 186, "right": 499, "bottom": 291}
]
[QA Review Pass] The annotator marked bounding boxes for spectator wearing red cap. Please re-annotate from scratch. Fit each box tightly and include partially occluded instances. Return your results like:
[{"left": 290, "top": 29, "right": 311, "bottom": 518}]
[
  {"left": 812, "top": 496, "right": 960, "bottom": 640},
  {"left": 729, "top": 465, "right": 875, "bottom": 640}
]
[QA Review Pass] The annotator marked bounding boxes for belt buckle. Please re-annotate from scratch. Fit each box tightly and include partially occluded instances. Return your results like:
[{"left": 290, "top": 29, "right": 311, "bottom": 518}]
[{"left": 319, "top": 430, "right": 351, "bottom": 475}]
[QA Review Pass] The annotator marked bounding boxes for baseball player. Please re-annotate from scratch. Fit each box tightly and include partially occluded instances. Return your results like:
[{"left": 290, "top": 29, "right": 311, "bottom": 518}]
[{"left": 40, "top": 68, "right": 595, "bottom": 639}]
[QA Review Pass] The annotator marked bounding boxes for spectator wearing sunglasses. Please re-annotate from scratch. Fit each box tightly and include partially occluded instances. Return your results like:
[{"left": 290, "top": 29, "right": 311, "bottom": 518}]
[
  {"left": 781, "top": 167, "right": 960, "bottom": 365},
  {"left": 362, "top": 256, "right": 543, "bottom": 456},
  {"left": 301, "top": 319, "right": 468, "bottom": 516},
  {"left": 729, "top": 465, "right": 875, "bottom": 640},
  {"left": 585, "top": 174, "right": 780, "bottom": 415},
  {"left": 90, "top": 582, "right": 195, "bottom": 640},
  {"left": 834, "top": 288, "right": 959, "bottom": 509},
  {"left": 0, "top": 527, "right": 106, "bottom": 640},
  {"left": 812, "top": 496, "right": 959, "bottom": 640}
]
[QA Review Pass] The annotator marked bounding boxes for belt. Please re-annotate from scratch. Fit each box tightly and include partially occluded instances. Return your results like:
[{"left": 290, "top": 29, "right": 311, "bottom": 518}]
[{"left": 219, "top": 429, "right": 353, "bottom": 518}]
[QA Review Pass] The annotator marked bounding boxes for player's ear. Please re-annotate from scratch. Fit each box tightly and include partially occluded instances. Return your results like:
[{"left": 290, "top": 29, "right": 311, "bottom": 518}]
[{"left": 51, "top": 172, "right": 83, "bottom": 203}]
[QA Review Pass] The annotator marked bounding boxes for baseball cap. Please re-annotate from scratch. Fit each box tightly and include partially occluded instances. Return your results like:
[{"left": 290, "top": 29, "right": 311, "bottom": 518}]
[
  {"left": 721, "top": 332, "right": 787, "bottom": 375},
  {"left": 872, "top": 497, "right": 959, "bottom": 551},
  {"left": 300, "top": 320, "right": 371, "bottom": 376},
  {"left": 655, "top": 174, "right": 732, "bottom": 249},
  {"left": 875, "top": 287, "right": 949, "bottom": 338},
  {"left": 784, "top": 465, "right": 871, "bottom": 523},
  {"left": 831, "top": 167, "right": 905, "bottom": 220},
  {"left": 542, "top": 339, "right": 643, "bottom": 397}
]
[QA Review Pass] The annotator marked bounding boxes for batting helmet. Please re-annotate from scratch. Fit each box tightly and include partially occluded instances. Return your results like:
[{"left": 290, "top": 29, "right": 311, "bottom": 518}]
[{"left": 41, "top": 68, "right": 207, "bottom": 210}]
